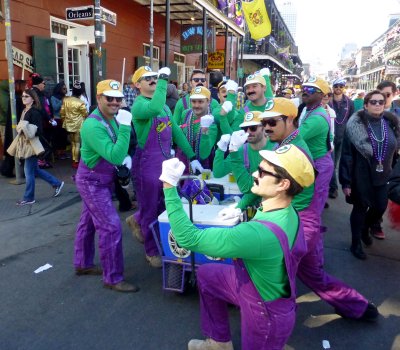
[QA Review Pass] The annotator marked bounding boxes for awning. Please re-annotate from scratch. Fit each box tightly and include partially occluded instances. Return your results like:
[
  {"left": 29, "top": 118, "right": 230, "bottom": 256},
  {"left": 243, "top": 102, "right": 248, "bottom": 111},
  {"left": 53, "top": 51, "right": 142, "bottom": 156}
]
[{"left": 242, "top": 54, "right": 293, "bottom": 74}]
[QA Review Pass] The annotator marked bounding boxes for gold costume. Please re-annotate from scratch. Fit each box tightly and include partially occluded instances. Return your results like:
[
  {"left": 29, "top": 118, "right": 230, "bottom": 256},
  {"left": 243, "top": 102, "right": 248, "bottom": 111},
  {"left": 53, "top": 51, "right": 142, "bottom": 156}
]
[{"left": 60, "top": 96, "right": 88, "bottom": 163}]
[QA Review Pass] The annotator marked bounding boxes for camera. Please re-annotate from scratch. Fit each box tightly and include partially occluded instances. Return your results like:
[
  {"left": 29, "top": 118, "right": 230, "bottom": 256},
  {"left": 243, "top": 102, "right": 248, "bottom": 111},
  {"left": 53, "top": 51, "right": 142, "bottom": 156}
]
[{"left": 116, "top": 165, "right": 131, "bottom": 189}]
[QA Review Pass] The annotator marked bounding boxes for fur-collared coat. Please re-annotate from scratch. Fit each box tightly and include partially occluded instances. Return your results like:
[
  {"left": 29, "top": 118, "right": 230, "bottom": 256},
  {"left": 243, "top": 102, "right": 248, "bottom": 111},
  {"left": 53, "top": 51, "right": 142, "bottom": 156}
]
[
  {"left": 7, "top": 120, "right": 44, "bottom": 159},
  {"left": 339, "top": 110, "right": 399, "bottom": 204}
]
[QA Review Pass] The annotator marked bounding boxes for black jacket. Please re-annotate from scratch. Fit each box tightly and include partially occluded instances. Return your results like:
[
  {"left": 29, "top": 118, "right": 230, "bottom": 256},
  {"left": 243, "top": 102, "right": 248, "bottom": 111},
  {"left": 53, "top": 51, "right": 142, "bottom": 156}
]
[{"left": 339, "top": 110, "right": 399, "bottom": 203}]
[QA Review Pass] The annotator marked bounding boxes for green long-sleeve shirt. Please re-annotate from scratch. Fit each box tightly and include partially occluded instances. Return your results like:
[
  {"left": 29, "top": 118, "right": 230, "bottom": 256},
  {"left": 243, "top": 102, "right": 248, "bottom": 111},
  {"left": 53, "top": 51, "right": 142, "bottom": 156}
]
[
  {"left": 299, "top": 106, "right": 330, "bottom": 160},
  {"left": 132, "top": 80, "right": 195, "bottom": 159},
  {"left": 173, "top": 94, "right": 220, "bottom": 125},
  {"left": 80, "top": 108, "right": 130, "bottom": 168},
  {"left": 164, "top": 186, "right": 298, "bottom": 301}
]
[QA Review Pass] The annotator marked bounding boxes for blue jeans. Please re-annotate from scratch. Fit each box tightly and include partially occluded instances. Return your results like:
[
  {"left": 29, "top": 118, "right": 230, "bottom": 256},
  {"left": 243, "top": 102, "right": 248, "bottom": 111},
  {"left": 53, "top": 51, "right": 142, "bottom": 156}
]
[{"left": 23, "top": 156, "right": 61, "bottom": 201}]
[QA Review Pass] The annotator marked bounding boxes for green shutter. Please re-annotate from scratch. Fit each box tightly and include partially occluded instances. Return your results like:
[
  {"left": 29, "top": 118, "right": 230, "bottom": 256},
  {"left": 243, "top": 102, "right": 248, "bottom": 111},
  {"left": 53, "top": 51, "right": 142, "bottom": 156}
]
[{"left": 32, "top": 36, "right": 57, "bottom": 92}]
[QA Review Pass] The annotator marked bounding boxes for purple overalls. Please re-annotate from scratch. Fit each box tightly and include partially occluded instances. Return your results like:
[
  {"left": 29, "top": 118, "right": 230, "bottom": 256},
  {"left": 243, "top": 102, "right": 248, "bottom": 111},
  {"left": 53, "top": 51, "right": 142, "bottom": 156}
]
[
  {"left": 133, "top": 112, "right": 172, "bottom": 257},
  {"left": 196, "top": 220, "right": 307, "bottom": 350},
  {"left": 74, "top": 114, "right": 124, "bottom": 285},
  {"left": 297, "top": 112, "right": 368, "bottom": 318}
]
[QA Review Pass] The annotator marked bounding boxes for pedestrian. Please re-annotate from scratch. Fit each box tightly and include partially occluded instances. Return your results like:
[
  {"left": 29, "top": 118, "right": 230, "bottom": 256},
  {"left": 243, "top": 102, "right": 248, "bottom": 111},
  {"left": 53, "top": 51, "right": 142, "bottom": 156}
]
[
  {"left": 50, "top": 82, "right": 69, "bottom": 160},
  {"left": 328, "top": 77, "right": 355, "bottom": 199},
  {"left": 261, "top": 97, "right": 379, "bottom": 321},
  {"left": 209, "top": 70, "right": 224, "bottom": 103},
  {"left": 377, "top": 80, "right": 400, "bottom": 118},
  {"left": 166, "top": 83, "right": 179, "bottom": 114},
  {"left": 12, "top": 88, "right": 64, "bottom": 206},
  {"left": 74, "top": 79, "right": 139, "bottom": 293},
  {"left": 173, "top": 69, "right": 219, "bottom": 124},
  {"left": 339, "top": 90, "right": 400, "bottom": 259},
  {"left": 159, "top": 145, "right": 314, "bottom": 350},
  {"left": 60, "top": 81, "right": 88, "bottom": 168},
  {"left": 179, "top": 82, "right": 189, "bottom": 98},
  {"left": 79, "top": 81, "right": 90, "bottom": 112},
  {"left": 125, "top": 66, "right": 202, "bottom": 268},
  {"left": 30, "top": 73, "right": 55, "bottom": 169},
  {"left": 123, "top": 75, "right": 136, "bottom": 110}
]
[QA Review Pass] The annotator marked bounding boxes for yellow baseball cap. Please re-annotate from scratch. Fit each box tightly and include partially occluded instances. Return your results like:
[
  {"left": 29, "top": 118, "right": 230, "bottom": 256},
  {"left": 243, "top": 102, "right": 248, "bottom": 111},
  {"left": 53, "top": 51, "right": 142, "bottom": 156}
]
[
  {"left": 244, "top": 74, "right": 266, "bottom": 87},
  {"left": 190, "top": 86, "right": 211, "bottom": 100},
  {"left": 239, "top": 111, "right": 263, "bottom": 128},
  {"left": 97, "top": 79, "right": 124, "bottom": 97},
  {"left": 259, "top": 144, "right": 315, "bottom": 188},
  {"left": 302, "top": 76, "right": 330, "bottom": 95},
  {"left": 261, "top": 98, "right": 298, "bottom": 119},
  {"left": 132, "top": 66, "right": 157, "bottom": 84}
]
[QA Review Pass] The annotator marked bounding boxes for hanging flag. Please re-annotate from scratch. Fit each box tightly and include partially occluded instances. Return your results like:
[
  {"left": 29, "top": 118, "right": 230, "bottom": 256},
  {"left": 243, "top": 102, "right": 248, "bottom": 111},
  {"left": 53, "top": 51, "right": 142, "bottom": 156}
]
[{"left": 241, "top": 0, "right": 271, "bottom": 40}]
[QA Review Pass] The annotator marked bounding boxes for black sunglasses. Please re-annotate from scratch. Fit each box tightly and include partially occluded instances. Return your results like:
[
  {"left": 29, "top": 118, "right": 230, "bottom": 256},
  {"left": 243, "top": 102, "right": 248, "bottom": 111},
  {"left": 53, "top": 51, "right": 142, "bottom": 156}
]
[
  {"left": 258, "top": 166, "right": 281, "bottom": 179},
  {"left": 261, "top": 117, "right": 284, "bottom": 127},
  {"left": 368, "top": 99, "right": 385, "bottom": 106},
  {"left": 21, "top": 94, "right": 31, "bottom": 98},
  {"left": 140, "top": 76, "right": 157, "bottom": 82},
  {"left": 333, "top": 84, "right": 345, "bottom": 89},
  {"left": 241, "top": 125, "right": 259, "bottom": 132},
  {"left": 103, "top": 95, "right": 123, "bottom": 103},
  {"left": 192, "top": 78, "right": 206, "bottom": 83}
]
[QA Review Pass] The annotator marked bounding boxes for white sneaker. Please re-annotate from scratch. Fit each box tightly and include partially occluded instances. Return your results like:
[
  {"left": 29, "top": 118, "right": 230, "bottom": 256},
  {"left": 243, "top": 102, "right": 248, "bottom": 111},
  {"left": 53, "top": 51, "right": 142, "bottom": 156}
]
[{"left": 54, "top": 181, "right": 64, "bottom": 197}]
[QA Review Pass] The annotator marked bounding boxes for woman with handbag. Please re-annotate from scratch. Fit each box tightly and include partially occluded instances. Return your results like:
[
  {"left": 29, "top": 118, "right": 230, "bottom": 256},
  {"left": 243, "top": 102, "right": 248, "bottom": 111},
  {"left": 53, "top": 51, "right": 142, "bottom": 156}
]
[
  {"left": 339, "top": 90, "right": 400, "bottom": 259},
  {"left": 13, "top": 88, "right": 64, "bottom": 206}
]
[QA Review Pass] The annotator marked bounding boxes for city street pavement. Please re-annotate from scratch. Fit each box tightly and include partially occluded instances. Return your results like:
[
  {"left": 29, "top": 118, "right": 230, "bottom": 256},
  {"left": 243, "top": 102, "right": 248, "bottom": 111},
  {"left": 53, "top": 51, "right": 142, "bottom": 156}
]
[{"left": 0, "top": 158, "right": 399, "bottom": 350}]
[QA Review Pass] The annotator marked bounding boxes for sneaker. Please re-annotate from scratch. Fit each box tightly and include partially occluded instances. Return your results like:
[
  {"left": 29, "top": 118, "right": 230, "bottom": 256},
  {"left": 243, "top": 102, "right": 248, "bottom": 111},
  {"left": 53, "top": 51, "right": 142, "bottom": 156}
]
[
  {"left": 359, "top": 302, "right": 379, "bottom": 321},
  {"left": 145, "top": 255, "right": 162, "bottom": 268},
  {"left": 188, "top": 338, "right": 234, "bottom": 350},
  {"left": 54, "top": 181, "right": 64, "bottom": 197},
  {"left": 16, "top": 199, "right": 36, "bottom": 206},
  {"left": 371, "top": 228, "right": 385, "bottom": 240},
  {"left": 126, "top": 215, "right": 144, "bottom": 244},
  {"left": 72, "top": 161, "right": 79, "bottom": 169},
  {"left": 103, "top": 281, "right": 139, "bottom": 293}
]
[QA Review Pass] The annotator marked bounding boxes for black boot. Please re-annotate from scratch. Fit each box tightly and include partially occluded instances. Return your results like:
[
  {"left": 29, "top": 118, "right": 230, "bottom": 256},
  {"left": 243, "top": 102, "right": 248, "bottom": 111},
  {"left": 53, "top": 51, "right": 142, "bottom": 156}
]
[
  {"left": 350, "top": 242, "right": 367, "bottom": 260},
  {"left": 361, "top": 229, "right": 373, "bottom": 246}
]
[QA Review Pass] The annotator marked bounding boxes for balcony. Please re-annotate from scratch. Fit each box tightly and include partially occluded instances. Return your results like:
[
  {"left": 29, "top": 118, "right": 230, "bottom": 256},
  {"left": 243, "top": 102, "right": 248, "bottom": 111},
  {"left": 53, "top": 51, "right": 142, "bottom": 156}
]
[
  {"left": 384, "top": 34, "right": 400, "bottom": 56},
  {"left": 359, "top": 57, "right": 384, "bottom": 74}
]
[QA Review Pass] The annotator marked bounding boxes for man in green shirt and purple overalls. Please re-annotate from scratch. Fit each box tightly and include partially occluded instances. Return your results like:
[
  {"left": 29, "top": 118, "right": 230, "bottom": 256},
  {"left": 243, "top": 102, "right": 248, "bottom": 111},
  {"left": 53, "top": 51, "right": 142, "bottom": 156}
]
[
  {"left": 159, "top": 145, "right": 314, "bottom": 350},
  {"left": 125, "top": 66, "right": 203, "bottom": 268}
]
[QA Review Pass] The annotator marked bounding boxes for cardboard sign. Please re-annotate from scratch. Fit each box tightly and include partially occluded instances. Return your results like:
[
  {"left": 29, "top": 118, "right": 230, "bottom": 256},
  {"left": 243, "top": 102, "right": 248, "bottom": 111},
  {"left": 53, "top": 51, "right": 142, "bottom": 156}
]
[{"left": 11, "top": 46, "right": 34, "bottom": 73}]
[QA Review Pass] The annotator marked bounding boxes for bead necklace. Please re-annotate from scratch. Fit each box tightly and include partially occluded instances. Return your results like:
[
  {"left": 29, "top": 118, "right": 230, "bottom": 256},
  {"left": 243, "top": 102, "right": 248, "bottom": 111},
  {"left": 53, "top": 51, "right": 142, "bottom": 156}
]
[
  {"left": 367, "top": 118, "right": 388, "bottom": 172},
  {"left": 302, "top": 103, "right": 322, "bottom": 124},
  {"left": 157, "top": 107, "right": 173, "bottom": 159},
  {"left": 333, "top": 96, "right": 350, "bottom": 125},
  {"left": 279, "top": 129, "right": 299, "bottom": 147},
  {"left": 186, "top": 110, "right": 202, "bottom": 174}
]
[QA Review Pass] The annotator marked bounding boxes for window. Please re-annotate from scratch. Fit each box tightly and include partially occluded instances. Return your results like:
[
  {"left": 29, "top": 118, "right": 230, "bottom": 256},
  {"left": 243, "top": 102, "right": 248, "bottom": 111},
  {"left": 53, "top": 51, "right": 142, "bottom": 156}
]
[
  {"left": 174, "top": 52, "right": 186, "bottom": 64},
  {"left": 143, "top": 43, "right": 160, "bottom": 60}
]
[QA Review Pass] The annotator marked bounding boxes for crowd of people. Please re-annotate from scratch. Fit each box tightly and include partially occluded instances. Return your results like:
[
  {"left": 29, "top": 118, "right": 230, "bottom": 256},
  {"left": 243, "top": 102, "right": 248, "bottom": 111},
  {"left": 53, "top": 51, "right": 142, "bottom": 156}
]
[{"left": 1, "top": 66, "right": 400, "bottom": 349}]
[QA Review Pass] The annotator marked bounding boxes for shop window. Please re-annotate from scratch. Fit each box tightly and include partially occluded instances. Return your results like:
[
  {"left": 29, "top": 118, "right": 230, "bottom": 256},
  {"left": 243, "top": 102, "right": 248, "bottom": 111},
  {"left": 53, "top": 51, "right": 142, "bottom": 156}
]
[
  {"left": 174, "top": 53, "right": 186, "bottom": 64},
  {"left": 143, "top": 43, "right": 160, "bottom": 60}
]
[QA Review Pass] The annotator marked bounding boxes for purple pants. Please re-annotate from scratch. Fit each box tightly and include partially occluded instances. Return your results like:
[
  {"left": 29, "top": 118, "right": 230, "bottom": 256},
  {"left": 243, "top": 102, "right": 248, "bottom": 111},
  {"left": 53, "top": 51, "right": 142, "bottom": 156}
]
[
  {"left": 74, "top": 159, "right": 124, "bottom": 285},
  {"left": 297, "top": 152, "right": 368, "bottom": 318},
  {"left": 197, "top": 220, "right": 305, "bottom": 350},
  {"left": 197, "top": 264, "right": 295, "bottom": 350}
]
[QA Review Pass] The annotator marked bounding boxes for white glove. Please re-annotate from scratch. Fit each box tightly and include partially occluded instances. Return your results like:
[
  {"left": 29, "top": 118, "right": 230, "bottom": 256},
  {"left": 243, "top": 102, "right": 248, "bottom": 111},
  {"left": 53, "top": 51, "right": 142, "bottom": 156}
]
[
  {"left": 200, "top": 114, "right": 214, "bottom": 128},
  {"left": 229, "top": 130, "right": 248, "bottom": 152},
  {"left": 218, "top": 205, "right": 242, "bottom": 221},
  {"left": 224, "top": 80, "right": 238, "bottom": 93},
  {"left": 190, "top": 159, "right": 204, "bottom": 174},
  {"left": 258, "top": 68, "right": 271, "bottom": 76},
  {"left": 122, "top": 156, "right": 132, "bottom": 170},
  {"left": 217, "top": 134, "right": 231, "bottom": 152},
  {"left": 158, "top": 67, "right": 171, "bottom": 77},
  {"left": 116, "top": 109, "right": 132, "bottom": 126},
  {"left": 221, "top": 101, "right": 233, "bottom": 114},
  {"left": 159, "top": 158, "right": 186, "bottom": 186}
]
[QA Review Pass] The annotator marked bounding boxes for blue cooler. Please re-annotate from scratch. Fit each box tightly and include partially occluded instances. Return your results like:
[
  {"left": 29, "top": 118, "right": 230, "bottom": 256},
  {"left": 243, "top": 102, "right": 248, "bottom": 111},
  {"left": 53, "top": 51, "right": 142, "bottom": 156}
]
[
  {"left": 158, "top": 204, "right": 239, "bottom": 265},
  {"left": 205, "top": 174, "right": 242, "bottom": 202}
]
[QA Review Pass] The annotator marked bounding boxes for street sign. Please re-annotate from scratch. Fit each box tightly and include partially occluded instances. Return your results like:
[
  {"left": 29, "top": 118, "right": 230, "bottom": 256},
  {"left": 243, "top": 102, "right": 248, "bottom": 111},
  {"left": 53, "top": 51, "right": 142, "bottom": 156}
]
[
  {"left": 101, "top": 7, "right": 117, "bottom": 26},
  {"left": 66, "top": 5, "right": 94, "bottom": 21},
  {"left": 11, "top": 46, "right": 34, "bottom": 73},
  {"left": 208, "top": 51, "right": 225, "bottom": 70},
  {"left": 67, "top": 26, "right": 95, "bottom": 45}
]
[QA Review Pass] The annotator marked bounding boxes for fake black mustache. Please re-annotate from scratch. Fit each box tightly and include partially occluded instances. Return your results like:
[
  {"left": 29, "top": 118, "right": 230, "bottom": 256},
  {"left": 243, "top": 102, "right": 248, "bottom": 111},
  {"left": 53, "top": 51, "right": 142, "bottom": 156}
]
[
  {"left": 247, "top": 91, "right": 256, "bottom": 96},
  {"left": 150, "top": 81, "right": 157, "bottom": 86}
]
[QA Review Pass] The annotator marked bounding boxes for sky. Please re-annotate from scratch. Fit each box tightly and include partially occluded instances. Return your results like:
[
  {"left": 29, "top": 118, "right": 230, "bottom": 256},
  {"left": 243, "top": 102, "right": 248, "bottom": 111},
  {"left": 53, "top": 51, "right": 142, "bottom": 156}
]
[{"left": 292, "top": 0, "right": 400, "bottom": 74}]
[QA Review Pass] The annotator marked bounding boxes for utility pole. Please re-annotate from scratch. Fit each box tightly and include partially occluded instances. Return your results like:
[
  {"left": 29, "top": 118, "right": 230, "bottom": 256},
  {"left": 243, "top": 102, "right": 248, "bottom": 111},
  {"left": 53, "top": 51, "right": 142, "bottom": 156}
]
[
  {"left": 150, "top": 0, "right": 154, "bottom": 69},
  {"left": 94, "top": 0, "right": 103, "bottom": 84},
  {"left": 3, "top": 0, "right": 23, "bottom": 184}
]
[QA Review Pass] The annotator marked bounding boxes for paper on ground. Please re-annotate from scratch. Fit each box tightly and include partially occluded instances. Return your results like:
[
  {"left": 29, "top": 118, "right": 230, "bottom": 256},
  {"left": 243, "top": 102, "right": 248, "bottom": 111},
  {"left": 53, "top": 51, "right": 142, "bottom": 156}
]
[
  {"left": 34, "top": 263, "right": 53, "bottom": 274},
  {"left": 322, "top": 340, "right": 330, "bottom": 349}
]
